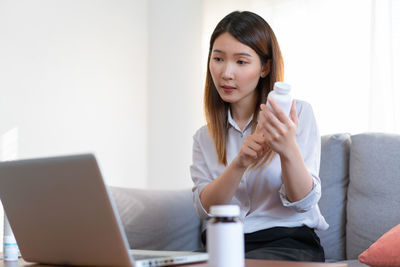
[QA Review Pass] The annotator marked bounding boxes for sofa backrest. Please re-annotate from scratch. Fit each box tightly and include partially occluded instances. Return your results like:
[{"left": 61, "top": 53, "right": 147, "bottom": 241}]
[
  {"left": 317, "top": 133, "right": 351, "bottom": 261},
  {"left": 346, "top": 133, "right": 400, "bottom": 259},
  {"left": 110, "top": 187, "right": 202, "bottom": 251},
  {"left": 317, "top": 133, "right": 400, "bottom": 261}
]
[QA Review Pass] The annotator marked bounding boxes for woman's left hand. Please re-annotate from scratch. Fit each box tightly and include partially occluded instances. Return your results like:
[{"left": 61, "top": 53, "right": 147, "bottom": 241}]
[{"left": 258, "top": 98, "right": 299, "bottom": 157}]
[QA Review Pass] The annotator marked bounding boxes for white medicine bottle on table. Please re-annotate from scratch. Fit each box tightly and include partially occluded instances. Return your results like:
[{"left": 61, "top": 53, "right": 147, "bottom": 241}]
[
  {"left": 267, "top": 81, "right": 293, "bottom": 117},
  {"left": 207, "top": 205, "right": 244, "bottom": 267},
  {"left": 3, "top": 214, "right": 19, "bottom": 261}
]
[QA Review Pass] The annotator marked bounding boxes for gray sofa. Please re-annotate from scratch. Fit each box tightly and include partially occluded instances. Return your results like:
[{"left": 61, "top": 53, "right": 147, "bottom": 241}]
[{"left": 110, "top": 133, "right": 400, "bottom": 266}]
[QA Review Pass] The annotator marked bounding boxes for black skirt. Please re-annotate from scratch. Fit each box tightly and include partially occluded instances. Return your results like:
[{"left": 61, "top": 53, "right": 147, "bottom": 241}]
[{"left": 201, "top": 226, "right": 325, "bottom": 262}]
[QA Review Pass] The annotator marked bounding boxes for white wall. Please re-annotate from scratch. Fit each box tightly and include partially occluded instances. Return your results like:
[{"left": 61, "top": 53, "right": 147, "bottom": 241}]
[
  {"left": 147, "top": 0, "right": 204, "bottom": 189},
  {"left": 0, "top": 0, "right": 207, "bottom": 192},
  {"left": 0, "top": 0, "right": 149, "bottom": 251},
  {"left": 0, "top": 0, "right": 148, "bottom": 188}
]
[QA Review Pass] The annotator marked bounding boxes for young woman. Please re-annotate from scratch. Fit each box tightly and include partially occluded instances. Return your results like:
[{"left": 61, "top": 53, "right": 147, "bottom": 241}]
[{"left": 190, "top": 11, "right": 328, "bottom": 261}]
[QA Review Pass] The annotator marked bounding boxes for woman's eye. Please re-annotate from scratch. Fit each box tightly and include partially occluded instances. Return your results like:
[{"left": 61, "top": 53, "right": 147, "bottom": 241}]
[
  {"left": 213, "top": 57, "right": 223, "bottom": 62},
  {"left": 237, "top": 60, "right": 248, "bottom": 65}
]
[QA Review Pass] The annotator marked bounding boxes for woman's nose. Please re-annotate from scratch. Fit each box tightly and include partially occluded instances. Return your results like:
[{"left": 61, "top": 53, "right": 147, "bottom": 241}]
[{"left": 221, "top": 63, "right": 234, "bottom": 80}]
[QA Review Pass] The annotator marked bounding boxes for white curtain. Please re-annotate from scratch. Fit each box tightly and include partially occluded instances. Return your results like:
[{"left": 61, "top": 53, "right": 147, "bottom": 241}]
[
  {"left": 369, "top": 0, "right": 400, "bottom": 133},
  {"left": 202, "top": 0, "right": 400, "bottom": 135}
]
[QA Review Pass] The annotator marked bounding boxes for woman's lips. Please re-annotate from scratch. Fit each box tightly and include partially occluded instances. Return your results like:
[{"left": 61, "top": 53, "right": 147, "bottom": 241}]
[{"left": 222, "top": 85, "right": 236, "bottom": 93}]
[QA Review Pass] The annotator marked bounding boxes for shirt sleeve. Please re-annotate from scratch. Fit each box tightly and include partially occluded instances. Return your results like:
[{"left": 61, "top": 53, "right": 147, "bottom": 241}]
[
  {"left": 278, "top": 101, "right": 322, "bottom": 213},
  {"left": 190, "top": 130, "right": 213, "bottom": 220}
]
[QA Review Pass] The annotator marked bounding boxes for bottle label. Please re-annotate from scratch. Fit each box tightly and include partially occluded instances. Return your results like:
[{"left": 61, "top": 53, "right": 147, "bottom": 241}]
[
  {"left": 4, "top": 235, "right": 19, "bottom": 261},
  {"left": 207, "top": 222, "right": 244, "bottom": 267}
]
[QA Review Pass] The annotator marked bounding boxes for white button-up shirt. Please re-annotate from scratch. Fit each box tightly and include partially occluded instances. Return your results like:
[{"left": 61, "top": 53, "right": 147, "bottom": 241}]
[{"left": 191, "top": 100, "right": 329, "bottom": 233}]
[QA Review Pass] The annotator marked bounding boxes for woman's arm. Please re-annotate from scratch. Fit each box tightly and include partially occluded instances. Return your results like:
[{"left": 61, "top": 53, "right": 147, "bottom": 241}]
[
  {"left": 199, "top": 157, "right": 246, "bottom": 213},
  {"left": 258, "top": 99, "right": 313, "bottom": 202},
  {"left": 279, "top": 142, "right": 313, "bottom": 202},
  {"left": 200, "top": 130, "right": 267, "bottom": 213}
]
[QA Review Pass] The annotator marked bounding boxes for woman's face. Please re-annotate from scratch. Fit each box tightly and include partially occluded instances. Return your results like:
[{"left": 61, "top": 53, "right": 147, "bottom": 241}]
[{"left": 209, "top": 32, "right": 267, "bottom": 108}]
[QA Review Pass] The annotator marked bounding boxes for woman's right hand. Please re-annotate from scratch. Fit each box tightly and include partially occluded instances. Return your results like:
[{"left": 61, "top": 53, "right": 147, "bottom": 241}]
[
  {"left": 234, "top": 132, "right": 268, "bottom": 169},
  {"left": 200, "top": 114, "right": 269, "bottom": 212}
]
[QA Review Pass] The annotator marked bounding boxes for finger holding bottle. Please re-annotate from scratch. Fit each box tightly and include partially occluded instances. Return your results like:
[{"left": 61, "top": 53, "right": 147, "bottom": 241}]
[{"left": 257, "top": 99, "right": 298, "bottom": 156}]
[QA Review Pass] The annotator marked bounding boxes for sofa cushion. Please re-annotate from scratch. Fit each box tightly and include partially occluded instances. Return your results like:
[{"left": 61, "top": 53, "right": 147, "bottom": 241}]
[
  {"left": 346, "top": 133, "right": 400, "bottom": 259},
  {"left": 109, "top": 187, "right": 202, "bottom": 251},
  {"left": 316, "top": 133, "right": 351, "bottom": 261}
]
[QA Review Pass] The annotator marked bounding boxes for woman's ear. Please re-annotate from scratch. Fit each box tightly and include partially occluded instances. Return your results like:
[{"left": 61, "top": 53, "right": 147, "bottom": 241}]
[{"left": 261, "top": 59, "right": 271, "bottom": 78}]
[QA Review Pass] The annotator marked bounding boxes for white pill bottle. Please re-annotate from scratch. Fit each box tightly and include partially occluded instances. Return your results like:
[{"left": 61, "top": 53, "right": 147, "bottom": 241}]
[
  {"left": 207, "top": 205, "right": 244, "bottom": 267},
  {"left": 3, "top": 214, "right": 19, "bottom": 261},
  {"left": 267, "top": 81, "right": 293, "bottom": 117}
]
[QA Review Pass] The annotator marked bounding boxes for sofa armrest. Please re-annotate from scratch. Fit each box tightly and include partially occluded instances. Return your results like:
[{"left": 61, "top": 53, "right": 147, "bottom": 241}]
[{"left": 109, "top": 186, "right": 202, "bottom": 251}]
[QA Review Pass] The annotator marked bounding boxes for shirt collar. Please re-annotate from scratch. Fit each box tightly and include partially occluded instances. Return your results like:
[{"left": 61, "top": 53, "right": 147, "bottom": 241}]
[{"left": 227, "top": 108, "right": 254, "bottom": 133}]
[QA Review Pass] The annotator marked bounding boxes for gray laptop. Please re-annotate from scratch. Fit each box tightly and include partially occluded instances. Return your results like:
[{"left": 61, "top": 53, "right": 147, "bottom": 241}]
[{"left": 0, "top": 154, "right": 208, "bottom": 267}]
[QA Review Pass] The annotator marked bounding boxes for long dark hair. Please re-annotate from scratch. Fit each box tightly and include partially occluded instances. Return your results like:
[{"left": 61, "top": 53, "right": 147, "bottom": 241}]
[{"left": 204, "top": 11, "right": 284, "bottom": 165}]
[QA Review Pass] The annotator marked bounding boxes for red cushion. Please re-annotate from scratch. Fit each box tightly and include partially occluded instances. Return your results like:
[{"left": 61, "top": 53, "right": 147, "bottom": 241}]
[{"left": 358, "top": 224, "right": 400, "bottom": 267}]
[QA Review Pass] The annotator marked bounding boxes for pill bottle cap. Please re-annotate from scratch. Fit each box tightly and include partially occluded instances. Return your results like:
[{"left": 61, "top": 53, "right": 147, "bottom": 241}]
[
  {"left": 210, "top": 205, "right": 240, "bottom": 217},
  {"left": 273, "top": 82, "right": 291, "bottom": 94}
]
